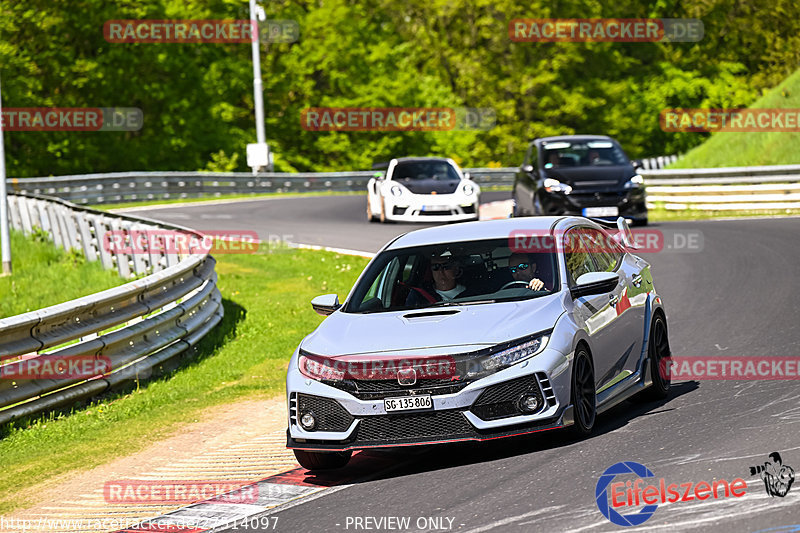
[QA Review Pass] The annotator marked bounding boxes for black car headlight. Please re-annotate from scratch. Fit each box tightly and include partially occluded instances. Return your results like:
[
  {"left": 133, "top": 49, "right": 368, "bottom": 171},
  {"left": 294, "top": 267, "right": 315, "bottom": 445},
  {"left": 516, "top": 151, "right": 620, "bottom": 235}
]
[
  {"left": 465, "top": 332, "right": 550, "bottom": 378},
  {"left": 623, "top": 174, "right": 644, "bottom": 189}
]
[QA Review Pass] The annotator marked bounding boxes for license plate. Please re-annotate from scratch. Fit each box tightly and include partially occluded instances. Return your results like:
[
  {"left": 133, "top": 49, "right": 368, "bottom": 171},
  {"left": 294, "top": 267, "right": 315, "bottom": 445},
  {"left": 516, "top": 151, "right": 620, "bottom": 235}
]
[
  {"left": 422, "top": 205, "right": 449, "bottom": 212},
  {"left": 583, "top": 206, "right": 619, "bottom": 217},
  {"left": 384, "top": 395, "right": 432, "bottom": 413}
]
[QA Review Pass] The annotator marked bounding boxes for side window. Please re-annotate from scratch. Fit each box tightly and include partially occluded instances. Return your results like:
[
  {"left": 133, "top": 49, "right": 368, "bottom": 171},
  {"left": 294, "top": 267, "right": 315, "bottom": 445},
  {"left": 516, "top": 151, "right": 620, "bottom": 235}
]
[
  {"left": 564, "top": 228, "right": 597, "bottom": 284},
  {"left": 579, "top": 228, "right": 620, "bottom": 273}
]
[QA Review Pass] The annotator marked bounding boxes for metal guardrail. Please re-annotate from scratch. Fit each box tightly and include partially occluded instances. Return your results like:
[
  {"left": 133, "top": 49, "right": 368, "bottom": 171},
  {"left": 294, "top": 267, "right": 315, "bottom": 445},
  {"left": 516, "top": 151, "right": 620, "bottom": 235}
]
[
  {"left": 7, "top": 162, "right": 800, "bottom": 211},
  {"left": 641, "top": 165, "right": 800, "bottom": 210},
  {"left": 0, "top": 193, "right": 223, "bottom": 425}
]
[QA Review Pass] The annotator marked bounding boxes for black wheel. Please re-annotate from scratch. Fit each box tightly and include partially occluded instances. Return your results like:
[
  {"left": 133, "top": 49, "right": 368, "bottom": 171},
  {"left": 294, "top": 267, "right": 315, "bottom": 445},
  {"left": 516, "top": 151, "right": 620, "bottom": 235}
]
[
  {"left": 570, "top": 348, "right": 596, "bottom": 437},
  {"left": 294, "top": 449, "right": 352, "bottom": 471},
  {"left": 642, "top": 314, "right": 671, "bottom": 400}
]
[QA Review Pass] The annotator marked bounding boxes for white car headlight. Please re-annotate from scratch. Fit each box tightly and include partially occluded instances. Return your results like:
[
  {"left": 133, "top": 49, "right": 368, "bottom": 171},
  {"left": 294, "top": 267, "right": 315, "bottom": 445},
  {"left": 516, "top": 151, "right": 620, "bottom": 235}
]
[
  {"left": 465, "top": 333, "right": 550, "bottom": 378},
  {"left": 623, "top": 174, "right": 644, "bottom": 189},
  {"left": 544, "top": 178, "right": 572, "bottom": 194},
  {"left": 462, "top": 183, "right": 475, "bottom": 196},
  {"left": 390, "top": 185, "right": 404, "bottom": 197}
]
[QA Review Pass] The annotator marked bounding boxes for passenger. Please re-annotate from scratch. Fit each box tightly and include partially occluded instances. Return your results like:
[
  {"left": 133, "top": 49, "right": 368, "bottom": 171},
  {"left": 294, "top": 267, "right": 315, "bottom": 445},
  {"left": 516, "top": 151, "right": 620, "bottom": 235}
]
[{"left": 508, "top": 253, "right": 552, "bottom": 291}]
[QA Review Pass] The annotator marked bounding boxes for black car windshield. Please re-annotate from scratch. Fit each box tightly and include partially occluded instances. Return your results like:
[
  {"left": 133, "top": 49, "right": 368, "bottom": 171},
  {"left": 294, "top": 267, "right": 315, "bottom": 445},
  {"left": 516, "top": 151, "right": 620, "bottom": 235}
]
[
  {"left": 393, "top": 160, "right": 460, "bottom": 181},
  {"left": 344, "top": 238, "right": 560, "bottom": 313},
  {"left": 541, "top": 140, "right": 629, "bottom": 168}
]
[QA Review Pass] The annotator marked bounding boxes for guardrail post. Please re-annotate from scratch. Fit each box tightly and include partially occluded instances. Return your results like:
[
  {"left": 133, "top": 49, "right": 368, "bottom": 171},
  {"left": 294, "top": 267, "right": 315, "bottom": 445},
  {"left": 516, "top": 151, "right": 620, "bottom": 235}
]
[{"left": 18, "top": 196, "right": 33, "bottom": 235}]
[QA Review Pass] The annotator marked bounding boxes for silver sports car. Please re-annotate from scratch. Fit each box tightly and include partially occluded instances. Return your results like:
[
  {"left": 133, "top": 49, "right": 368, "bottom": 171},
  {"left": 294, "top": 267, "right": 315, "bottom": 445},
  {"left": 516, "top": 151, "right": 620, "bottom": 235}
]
[{"left": 286, "top": 216, "right": 671, "bottom": 470}]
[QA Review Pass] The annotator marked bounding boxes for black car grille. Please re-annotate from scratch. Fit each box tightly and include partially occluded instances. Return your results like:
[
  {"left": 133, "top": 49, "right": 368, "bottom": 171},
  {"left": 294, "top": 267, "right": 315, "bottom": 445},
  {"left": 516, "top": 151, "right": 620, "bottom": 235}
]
[
  {"left": 568, "top": 191, "right": 626, "bottom": 207},
  {"left": 355, "top": 410, "right": 475, "bottom": 443},
  {"left": 297, "top": 394, "right": 354, "bottom": 432},
  {"left": 323, "top": 378, "right": 469, "bottom": 400},
  {"left": 470, "top": 375, "right": 545, "bottom": 421}
]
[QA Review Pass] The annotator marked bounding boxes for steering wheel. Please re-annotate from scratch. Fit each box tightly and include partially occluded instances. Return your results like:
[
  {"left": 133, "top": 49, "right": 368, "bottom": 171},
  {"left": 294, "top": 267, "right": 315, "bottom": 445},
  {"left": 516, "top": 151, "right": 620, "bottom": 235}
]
[{"left": 500, "top": 280, "right": 531, "bottom": 290}]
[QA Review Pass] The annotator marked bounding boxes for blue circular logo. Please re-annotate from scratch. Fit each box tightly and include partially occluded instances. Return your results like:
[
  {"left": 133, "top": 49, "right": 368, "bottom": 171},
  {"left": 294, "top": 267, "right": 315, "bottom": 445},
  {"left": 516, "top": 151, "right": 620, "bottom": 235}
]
[{"left": 596, "top": 461, "right": 659, "bottom": 527}]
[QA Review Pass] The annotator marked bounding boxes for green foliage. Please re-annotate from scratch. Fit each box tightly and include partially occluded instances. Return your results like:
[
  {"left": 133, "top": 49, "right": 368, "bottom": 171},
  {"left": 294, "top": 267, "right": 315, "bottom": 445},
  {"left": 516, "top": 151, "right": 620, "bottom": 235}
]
[
  {"left": 0, "top": 229, "right": 124, "bottom": 318},
  {"left": 1, "top": 0, "right": 798, "bottom": 176},
  {"left": 670, "top": 69, "right": 800, "bottom": 168}
]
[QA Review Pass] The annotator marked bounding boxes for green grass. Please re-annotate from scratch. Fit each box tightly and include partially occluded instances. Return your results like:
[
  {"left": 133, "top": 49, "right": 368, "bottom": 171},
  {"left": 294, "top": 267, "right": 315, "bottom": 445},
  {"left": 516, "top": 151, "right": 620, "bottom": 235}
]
[
  {"left": 0, "top": 245, "right": 369, "bottom": 515},
  {"left": 91, "top": 190, "right": 362, "bottom": 211},
  {"left": 648, "top": 206, "right": 800, "bottom": 221},
  {"left": 670, "top": 68, "right": 800, "bottom": 168},
  {"left": 0, "top": 230, "right": 125, "bottom": 318}
]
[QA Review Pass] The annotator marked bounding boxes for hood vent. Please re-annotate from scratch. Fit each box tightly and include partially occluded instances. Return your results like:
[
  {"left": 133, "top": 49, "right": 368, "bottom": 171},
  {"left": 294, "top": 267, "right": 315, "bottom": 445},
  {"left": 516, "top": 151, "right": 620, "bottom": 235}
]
[{"left": 402, "top": 309, "right": 461, "bottom": 319}]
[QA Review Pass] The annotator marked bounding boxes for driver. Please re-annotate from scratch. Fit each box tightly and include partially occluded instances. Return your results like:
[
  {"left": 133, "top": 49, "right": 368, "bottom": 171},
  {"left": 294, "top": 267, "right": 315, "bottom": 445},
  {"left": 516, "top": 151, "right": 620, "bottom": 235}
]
[
  {"left": 405, "top": 253, "right": 466, "bottom": 306},
  {"left": 508, "top": 253, "right": 550, "bottom": 291}
]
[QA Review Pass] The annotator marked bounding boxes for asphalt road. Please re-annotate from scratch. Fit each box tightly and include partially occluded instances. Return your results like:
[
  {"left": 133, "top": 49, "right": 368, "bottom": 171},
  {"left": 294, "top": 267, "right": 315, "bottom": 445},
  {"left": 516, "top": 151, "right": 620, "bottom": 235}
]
[{"left": 123, "top": 195, "right": 800, "bottom": 533}]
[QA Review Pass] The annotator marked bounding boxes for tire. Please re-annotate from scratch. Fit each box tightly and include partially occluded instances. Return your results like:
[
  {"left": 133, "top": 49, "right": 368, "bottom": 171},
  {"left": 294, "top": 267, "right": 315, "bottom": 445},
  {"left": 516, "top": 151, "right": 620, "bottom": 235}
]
[
  {"left": 570, "top": 347, "right": 596, "bottom": 437},
  {"left": 641, "top": 314, "right": 671, "bottom": 401},
  {"left": 293, "top": 449, "right": 352, "bottom": 471},
  {"left": 379, "top": 196, "right": 388, "bottom": 223},
  {"left": 366, "top": 196, "right": 378, "bottom": 222}
]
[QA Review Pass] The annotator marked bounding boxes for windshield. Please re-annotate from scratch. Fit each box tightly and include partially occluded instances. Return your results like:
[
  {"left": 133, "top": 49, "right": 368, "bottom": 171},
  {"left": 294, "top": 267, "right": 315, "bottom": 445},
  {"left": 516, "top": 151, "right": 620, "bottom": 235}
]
[
  {"left": 541, "top": 140, "right": 629, "bottom": 169},
  {"left": 344, "top": 238, "right": 560, "bottom": 313},
  {"left": 392, "top": 160, "right": 461, "bottom": 181}
]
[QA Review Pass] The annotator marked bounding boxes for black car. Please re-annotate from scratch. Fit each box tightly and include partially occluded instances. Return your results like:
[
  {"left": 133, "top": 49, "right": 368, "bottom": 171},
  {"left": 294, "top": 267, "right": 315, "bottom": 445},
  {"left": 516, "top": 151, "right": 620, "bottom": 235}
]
[{"left": 512, "top": 135, "right": 648, "bottom": 225}]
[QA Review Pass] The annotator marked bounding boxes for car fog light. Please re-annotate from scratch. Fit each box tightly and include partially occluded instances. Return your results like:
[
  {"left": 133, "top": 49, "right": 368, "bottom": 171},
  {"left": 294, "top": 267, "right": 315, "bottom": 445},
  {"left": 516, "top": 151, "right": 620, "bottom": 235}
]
[
  {"left": 300, "top": 412, "right": 316, "bottom": 430},
  {"left": 518, "top": 395, "right": 540, "bottom": 413}
]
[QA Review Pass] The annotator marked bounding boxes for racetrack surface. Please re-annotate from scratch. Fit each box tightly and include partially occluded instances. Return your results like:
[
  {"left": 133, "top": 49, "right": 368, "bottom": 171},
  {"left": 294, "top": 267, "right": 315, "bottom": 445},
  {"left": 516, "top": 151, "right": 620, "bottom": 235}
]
[{"left": 122, "top": 194, "right": 800, "bottom": 533}]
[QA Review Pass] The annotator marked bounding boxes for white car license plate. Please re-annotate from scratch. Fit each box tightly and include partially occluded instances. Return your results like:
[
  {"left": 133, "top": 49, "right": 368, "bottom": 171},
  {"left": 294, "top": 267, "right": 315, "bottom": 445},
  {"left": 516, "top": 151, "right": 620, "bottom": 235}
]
[
  {"left": 384, "top": 395, "right": 432, "bottom": 412},
  {"left": 583, "top": 206, "right": 619, "bottom": 217},
  {"left": 421, "top": 205, "right": 449, "bottom": 212}
]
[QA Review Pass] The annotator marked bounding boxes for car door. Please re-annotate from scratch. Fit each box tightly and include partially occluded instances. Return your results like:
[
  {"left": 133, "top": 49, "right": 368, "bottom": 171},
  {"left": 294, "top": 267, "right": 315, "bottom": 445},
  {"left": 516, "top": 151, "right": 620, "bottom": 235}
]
[
  {"left": 563, "top": 226, "right": 628, "bottom": 392},
  {"left": 513, "top": 142, "right": 538, "bottom": 215},
  {"left": 578, "top": 227, "right": 646, "bottom": 382}
]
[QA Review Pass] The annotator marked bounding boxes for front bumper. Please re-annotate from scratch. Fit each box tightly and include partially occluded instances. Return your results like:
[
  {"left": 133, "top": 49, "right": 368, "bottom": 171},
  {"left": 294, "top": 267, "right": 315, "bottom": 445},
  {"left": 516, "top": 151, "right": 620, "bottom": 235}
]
[
  {"left": 286, "top": 348, "right": 573, "bottom": 451},
  {"left": 540, "top": 188, "right": 647, "bottom": 220},
  {"left": 385, "top": 193, "right": 479, "bottom": 222}
]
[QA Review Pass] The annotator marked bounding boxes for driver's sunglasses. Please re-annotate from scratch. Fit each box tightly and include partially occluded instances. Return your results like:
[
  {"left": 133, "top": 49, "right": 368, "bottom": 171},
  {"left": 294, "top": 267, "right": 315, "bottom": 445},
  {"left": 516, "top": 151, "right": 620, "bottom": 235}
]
[
  {"left": 431, "top": 262, "right": 457, "bottom": 272},
  {"left": 509, "top": 263, "right": 530, "bottom": 274}
]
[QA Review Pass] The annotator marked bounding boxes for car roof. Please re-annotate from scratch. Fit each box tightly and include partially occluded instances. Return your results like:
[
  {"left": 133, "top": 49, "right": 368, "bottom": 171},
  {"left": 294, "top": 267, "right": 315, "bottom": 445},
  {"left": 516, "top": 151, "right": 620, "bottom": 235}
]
[
  {"left": 393, "top": 157, "right": 452, "bottom": 163},
  {"left": 385, "top": 217, "right": 580, "bottom": 250},
  {"left": 535, "top": 135, "right": 616, "bottom": 144}
]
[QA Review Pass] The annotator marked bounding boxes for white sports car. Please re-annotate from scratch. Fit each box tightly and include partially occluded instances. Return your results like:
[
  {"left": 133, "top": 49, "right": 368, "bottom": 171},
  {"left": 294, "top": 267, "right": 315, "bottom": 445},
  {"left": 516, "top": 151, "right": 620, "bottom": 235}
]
[{"left": 366, "top": 157, "right": 481, "bottom": 223}]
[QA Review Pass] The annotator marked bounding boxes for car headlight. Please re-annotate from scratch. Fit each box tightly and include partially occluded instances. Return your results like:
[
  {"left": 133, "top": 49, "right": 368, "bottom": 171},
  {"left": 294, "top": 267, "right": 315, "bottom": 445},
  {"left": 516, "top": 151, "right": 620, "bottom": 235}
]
[
  {"left": 390, "top": 185, "right": 404, "bottom": 197},
  {"left": 462, "top": 183, "right": 475, "bottom": 196},
  {"left": 623, "top": 174, "right": 644, "bottom": 189},
  {"left": 298, "top": 353, "right": 344, "bottom": 381},
  {"left": 465, "top": 333, "right": 550, "bottom": 378},
  {"left": 544, "top": 178, "right": 572, "bottom": 194}
]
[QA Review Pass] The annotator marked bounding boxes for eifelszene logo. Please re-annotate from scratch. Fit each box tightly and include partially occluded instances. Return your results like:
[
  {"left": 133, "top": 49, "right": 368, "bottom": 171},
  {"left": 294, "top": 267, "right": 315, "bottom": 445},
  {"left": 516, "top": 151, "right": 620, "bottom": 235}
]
[
  {"left": 596, "top": 461, "right": 748, "bottom": 527},
  {"left": 749, "top": 452, "right": 795, "bottom": 497}
]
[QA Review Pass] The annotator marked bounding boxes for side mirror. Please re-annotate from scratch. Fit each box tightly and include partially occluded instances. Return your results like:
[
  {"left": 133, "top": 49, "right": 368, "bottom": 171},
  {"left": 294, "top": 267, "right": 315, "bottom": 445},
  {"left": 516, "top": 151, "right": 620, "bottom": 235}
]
[
  {"left": 632, "top": 160, "right": 642, "bottom": 170},
  {"left": 311, "top": 294, "right": 341, "bottom": 316},
  {"left": 522, "top": 164, "right": 534, "bottom": 173},
  {"left": 463, "top": 171, "right": 471, "bottom": 181},
  {"left": 373, "top": 171, "right": 385, "bottom": 180},
  {"left": 570, "top": 272, "right": 619, "bottom": 299},
  {"left": 616, "top": 217, "right": 636, "bottom": 249}
]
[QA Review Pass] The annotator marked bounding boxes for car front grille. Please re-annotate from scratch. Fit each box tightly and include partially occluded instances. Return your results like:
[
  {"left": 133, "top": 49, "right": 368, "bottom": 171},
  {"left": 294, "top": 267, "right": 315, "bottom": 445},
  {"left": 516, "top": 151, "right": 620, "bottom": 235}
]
[
  {"left": 323, "top": 378, "right": 469, "bottom": 400},
  {"left": 355, "top": 410, "right": 475, "bottom": 443},
  {"left": 297, "top": 394, "right": 354, "bottom": 432},
  {"left": 568, "top": 192, "right": 625, "bottom": 207},
  {"left": 470, "top": 374, "right": 545, "bottom": 421}
]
